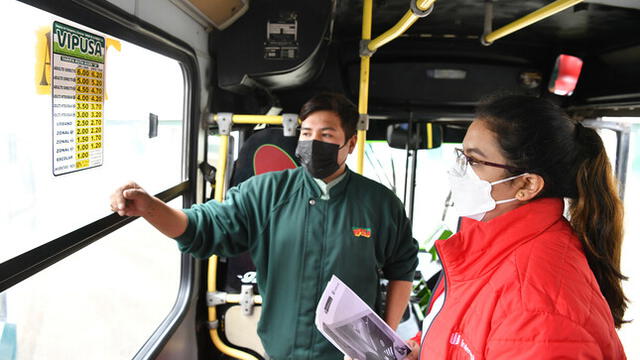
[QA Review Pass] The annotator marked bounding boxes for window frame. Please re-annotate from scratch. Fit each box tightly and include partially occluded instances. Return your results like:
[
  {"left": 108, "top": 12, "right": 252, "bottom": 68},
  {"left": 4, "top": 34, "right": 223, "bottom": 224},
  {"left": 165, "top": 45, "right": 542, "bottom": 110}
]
[{"left": 0, "top": 0, "right": 201, "bottom": 358}]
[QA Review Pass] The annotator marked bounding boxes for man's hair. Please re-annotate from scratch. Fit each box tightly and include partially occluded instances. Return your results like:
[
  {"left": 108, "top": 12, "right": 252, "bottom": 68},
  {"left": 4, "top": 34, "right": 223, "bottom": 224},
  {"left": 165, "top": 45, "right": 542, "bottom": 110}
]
[{"left": 299, "top": 93, "right": 359, "bottom": 139}]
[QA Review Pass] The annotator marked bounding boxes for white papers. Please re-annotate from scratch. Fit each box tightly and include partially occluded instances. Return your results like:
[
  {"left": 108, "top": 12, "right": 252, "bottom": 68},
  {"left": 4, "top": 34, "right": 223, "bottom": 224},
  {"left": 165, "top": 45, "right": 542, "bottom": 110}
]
[{"left": 315, "top": 275, "right": 411, "bottom": 360}]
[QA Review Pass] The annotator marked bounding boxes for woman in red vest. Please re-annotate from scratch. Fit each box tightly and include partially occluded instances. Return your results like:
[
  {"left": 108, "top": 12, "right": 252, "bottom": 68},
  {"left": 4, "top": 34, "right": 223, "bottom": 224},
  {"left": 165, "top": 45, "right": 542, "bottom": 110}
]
[{"left": 407, "top": 95, "right": 627, "bottom": 359}]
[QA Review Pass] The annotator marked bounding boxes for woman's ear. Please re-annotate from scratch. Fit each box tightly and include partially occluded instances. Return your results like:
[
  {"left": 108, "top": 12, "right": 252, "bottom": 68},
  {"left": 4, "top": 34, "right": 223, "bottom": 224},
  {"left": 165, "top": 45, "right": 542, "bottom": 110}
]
[{"left": 516, "top": 174, "right": 545, "bottom": 201}]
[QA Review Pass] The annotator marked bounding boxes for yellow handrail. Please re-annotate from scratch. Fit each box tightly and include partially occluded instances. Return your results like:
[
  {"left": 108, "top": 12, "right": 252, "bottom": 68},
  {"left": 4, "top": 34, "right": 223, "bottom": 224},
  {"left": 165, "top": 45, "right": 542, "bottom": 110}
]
[
  {"left": 356, "top": 0, "right": 373, "bottom": 174},
  {"left": 356, "top": 0, "right": 435, "bottom": 174},
  {"left": 213, "top": 114, "right": 292, "bottom": 125},
  {"left": 367, "top": 0, "right": 434, "bottom": 52},
  {"left": 483, "top": 0, "right": 583, "bottom": 44},
  {"left": 213, "top": 135, "right": 229, "bottom": 202},
  {"left": 224, "top": 293, "right": 263, "bottom": 305},
  {"left": 208, "top": 129, "right": 259, "bottom": 360},
  {"left": 208, "top": 255, "right": 259, "bottom": 360}
]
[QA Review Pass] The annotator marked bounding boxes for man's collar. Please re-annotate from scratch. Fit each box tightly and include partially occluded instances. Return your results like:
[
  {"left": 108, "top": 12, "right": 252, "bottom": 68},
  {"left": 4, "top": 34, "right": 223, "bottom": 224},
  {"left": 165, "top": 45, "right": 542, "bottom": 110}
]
[{"left": 313, "top": 171, "right": 348, "bottom": 200}]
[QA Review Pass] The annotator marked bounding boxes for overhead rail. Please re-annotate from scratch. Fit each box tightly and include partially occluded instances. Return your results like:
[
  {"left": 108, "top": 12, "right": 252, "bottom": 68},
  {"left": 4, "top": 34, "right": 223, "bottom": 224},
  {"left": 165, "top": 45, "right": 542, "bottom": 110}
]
[
  {"left": 211, "top": 113, "right": 300, "bottom": 126},
  {"left": 205, "top": 112, "right": 299, "bottom": 360},
  {"left": 356, "top": 0, "right": 435, "bottom": 174},
  {"left": 482, "top": 0, "right": 584, "bottom": 45},
  {"left": 208, "top": 113, "right": 299, "bottom": 201},
  {"left": 366, "top": 0, "right": 435, "bottom": 53}
]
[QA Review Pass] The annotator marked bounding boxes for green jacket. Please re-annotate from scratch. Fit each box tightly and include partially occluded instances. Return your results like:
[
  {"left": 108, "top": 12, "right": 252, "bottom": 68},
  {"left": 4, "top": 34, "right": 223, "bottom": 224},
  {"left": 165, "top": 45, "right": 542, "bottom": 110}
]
[{"left": 175, "top": 167, "right": 418, "bottom": 360}]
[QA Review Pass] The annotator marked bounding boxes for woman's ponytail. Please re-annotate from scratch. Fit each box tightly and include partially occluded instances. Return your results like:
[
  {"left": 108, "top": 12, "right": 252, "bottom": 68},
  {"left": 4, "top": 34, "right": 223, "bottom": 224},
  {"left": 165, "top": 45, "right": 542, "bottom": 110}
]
[{"left": 569, "top": 125, "right": 628, "bottom": 328}]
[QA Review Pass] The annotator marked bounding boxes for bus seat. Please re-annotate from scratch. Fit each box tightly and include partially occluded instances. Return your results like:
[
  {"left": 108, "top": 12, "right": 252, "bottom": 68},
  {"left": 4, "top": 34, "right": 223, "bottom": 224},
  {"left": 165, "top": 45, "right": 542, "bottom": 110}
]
[
  {"left": 221, "top": 127, "right": 298, "bottom": 358},
  {"left": 225, "top": 127, "right": 298, "bottom": 293},
  {"left": 223, "top": 306, "right": 265, "bottom": 357},
  {"left": 229, "top": 127, "right": 299, "bottom": 187}
]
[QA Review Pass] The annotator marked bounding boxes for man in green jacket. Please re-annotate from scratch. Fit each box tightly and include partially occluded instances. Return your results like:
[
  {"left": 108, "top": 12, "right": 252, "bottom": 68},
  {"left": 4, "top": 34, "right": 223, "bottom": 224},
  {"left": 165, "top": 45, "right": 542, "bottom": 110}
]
[{"left": 110, "top": 93, "right": 418, "bottom": 360}]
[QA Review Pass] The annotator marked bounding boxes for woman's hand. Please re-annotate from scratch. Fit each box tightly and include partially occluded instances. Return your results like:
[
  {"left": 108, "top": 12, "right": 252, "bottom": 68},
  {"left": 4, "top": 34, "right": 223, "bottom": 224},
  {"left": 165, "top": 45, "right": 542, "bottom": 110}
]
[
  {"left": 342, "top": 339, "right": 420, "bottom": 360},
  {"left": 405, "top": 339, "right": 420, "bottom": 360}
]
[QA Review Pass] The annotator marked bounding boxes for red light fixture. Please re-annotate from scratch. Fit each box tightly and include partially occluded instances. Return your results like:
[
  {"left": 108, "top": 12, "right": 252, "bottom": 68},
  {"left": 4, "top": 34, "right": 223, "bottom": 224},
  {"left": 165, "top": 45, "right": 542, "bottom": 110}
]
[{"left": 548, "top": 54, "right": 583, "bottom": 96}]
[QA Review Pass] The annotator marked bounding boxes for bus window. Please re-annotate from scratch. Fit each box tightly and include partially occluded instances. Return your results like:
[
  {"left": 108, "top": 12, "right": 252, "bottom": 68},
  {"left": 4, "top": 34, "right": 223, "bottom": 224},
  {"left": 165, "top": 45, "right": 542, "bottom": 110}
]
[
  {"left": 5, "top": 198, "right": 181, "bottom": 360},
  {"left": 347, "top": 141, "right": 459, "bottom": 247},
  {"left": 346, "top": 139, "right": 458, "bottom": 292},
  {"left": 1, "top": 2, "right": 185, "bottom": 263},
  {"left": 0, "top": 1, "right": 187, "bottom": 358},
  {"left": 599, "top": 118, "right": 640, "bottom": 357}
]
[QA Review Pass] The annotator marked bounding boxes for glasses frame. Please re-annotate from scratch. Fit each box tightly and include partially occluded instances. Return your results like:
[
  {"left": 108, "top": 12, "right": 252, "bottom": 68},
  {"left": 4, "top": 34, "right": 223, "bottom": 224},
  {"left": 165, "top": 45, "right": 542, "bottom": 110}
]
[{"left": 455, "top": 148, "right": 525, "bottom": 174}]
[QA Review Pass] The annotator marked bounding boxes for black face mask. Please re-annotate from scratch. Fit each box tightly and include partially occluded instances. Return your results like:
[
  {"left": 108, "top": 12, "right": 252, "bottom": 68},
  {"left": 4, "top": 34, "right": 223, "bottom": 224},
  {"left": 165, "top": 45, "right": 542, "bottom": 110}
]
[{"left": 295, "top": 140, "right": 345, "bottom": 179}]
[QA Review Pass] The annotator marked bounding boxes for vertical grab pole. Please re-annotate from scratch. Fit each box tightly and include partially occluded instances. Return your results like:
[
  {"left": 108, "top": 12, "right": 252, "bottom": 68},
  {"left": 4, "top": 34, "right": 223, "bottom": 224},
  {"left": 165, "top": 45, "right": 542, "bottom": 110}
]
[
  {"left": 357, "top": 0, "right": 373, "bottom": 175},
  {"left": 213, "top": 135, "right": 229, "bottom": 202},
  {"left": 207, "top": 113, "right": 259, "bottom": 360}
]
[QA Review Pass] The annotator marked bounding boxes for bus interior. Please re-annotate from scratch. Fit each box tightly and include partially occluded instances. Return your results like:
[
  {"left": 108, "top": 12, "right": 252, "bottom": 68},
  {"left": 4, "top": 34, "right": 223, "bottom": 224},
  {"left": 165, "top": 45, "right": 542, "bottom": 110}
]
[{"left": 1, "top": 0, "right": 639, "bottom": 359}]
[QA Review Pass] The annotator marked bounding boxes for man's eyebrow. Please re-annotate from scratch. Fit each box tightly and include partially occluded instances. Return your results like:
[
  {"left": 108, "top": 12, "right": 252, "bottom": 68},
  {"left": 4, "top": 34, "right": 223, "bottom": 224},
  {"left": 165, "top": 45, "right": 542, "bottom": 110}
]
[{"left": 300, "top": 126, "right": 337, "bottom": 131}]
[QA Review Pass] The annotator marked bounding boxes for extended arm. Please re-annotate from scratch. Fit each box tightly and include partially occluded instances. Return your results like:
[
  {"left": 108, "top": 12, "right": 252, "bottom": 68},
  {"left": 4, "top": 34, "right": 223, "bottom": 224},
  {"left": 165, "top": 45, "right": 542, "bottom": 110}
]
[{"left": 384, "top": 280, "right": 413, "bottom": 330}]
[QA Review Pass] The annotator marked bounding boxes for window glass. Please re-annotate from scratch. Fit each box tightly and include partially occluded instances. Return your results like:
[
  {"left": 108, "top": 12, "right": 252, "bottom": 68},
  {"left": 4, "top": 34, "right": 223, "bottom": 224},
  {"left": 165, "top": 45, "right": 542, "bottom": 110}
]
[
  {"left": 0, "top": 1, "right": 185, "bottom": 263},
  {"left": 4, "top": 198, "right": 183, "bottom": 360},
  {"left": 347, "top": 141, "right": 457, "bottom": 284},
  {"left": 602, "top": 119, "right": 640, "bottom": 359},
  {"left": 347, "top": 141, "right": 459, "bottom": 248}
]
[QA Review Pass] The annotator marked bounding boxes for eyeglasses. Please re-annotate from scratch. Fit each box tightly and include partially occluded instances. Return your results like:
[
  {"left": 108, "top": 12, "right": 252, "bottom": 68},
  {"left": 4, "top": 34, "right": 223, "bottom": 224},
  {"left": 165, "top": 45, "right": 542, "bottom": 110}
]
[{"left": 454, "top": 148, "right": 525, "bottom": 174}]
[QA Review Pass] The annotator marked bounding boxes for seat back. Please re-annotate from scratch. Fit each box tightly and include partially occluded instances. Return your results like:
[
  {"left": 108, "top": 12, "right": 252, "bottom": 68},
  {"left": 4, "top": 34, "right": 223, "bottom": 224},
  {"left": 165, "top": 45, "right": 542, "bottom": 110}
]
[{"left": 219, "top": 127, "right": 298, "bottom": 358}]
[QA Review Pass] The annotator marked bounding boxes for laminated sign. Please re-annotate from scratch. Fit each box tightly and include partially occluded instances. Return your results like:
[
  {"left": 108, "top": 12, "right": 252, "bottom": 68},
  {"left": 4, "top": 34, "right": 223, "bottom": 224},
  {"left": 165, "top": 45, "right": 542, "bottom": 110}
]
[{"left": 52, "top": 21, "right": 105, "bottom": 175}]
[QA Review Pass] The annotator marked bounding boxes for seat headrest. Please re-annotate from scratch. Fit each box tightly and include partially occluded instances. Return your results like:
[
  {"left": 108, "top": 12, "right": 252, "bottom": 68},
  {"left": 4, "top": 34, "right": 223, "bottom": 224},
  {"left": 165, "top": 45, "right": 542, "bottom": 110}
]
[{"left": 231, "top": 127, "right": 299, "bottom": 186}]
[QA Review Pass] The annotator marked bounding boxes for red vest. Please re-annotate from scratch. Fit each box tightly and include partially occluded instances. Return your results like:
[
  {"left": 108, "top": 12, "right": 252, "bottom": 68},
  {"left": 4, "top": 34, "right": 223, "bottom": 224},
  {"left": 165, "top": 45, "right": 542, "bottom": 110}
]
[{"left": 419, "top": 198, "right": 625, "bottom": 359}]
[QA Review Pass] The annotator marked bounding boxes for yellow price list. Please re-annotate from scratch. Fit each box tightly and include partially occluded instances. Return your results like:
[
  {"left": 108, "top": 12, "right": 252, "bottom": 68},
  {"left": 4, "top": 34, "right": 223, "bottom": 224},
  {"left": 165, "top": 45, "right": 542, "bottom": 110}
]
[
  {"left": 76, "top": 151, "right": 89, "bottom": 159},
  {"left": 73, "top": 66, "right": 103, "bottom": 172},
  {"left": 76, "top": 111, "right": 102, "bottom": 119},
  {"left": 76, "top": 94, "right": 103, "bottom": 102},
  {"left": 75, "top": 68, "right": 102, "bottom": 79},
  {"left": 76, "top": 143, "right": 90, "bottom": 152},
  {"left": 75, "top": 77, "right": 103, "bottom": 87},
  {"left": 76, "top": 102, "right": 102, "bottom": 110},
  {"left": 75, "top": 85, "right": 103, "bottom": 95}
]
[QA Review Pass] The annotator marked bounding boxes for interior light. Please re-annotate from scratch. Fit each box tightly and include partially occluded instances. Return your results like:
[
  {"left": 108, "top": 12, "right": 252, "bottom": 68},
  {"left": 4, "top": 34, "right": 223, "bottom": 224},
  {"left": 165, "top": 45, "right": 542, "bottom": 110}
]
[{"left": 548, "top": 54, "right": 583, "bottom": 96}]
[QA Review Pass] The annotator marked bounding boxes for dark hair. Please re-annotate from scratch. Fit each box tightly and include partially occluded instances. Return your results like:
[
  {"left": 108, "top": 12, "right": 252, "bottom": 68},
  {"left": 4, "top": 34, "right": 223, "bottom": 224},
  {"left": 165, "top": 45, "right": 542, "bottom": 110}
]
[
  {"left": 476, "top": 95, "right": 628, "bottom": 328},
  {"left": 299, "top": 93, "right": 359, "bottom": 139}
]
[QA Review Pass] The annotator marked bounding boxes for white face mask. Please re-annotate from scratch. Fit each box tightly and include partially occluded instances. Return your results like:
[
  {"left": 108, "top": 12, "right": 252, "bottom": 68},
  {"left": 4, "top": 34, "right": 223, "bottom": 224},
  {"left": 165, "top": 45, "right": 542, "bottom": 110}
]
[{"left": 448, "top": 166, "right": 528, "bottom": 221}]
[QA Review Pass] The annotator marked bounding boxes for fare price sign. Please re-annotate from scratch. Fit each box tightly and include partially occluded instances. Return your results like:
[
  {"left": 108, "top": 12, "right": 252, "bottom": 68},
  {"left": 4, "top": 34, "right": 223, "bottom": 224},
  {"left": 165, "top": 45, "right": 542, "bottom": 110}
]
[{"left": 52, "top": 21, "right": 105, "bottom": 175}]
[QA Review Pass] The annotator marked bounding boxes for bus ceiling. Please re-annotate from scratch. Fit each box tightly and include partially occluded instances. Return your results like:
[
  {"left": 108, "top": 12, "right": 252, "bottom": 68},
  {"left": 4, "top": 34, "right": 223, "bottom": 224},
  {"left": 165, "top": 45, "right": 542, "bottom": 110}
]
[{"left": 198, "top": 0, "right": 640, "bottom": 118}]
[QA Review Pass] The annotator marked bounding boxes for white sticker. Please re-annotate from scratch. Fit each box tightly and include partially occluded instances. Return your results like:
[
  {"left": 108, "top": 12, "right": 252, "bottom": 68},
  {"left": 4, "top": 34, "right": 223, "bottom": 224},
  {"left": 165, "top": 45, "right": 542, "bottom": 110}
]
[{"left": 52, "top": 21, "right": 105, "bottom": 175}]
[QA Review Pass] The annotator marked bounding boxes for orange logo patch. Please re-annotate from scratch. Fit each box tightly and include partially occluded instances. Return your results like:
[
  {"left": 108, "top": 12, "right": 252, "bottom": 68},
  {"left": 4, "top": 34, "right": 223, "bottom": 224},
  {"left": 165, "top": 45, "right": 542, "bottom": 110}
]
[{"left": 352, "top": 227, "right": 371, "bottom": 238}]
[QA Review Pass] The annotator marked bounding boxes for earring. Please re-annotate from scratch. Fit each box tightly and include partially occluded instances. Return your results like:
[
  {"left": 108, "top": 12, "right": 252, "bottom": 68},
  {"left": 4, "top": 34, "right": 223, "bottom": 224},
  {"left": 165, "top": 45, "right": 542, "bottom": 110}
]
[{"left": 517, "top": 191, "right": 525, "bottom": 199}]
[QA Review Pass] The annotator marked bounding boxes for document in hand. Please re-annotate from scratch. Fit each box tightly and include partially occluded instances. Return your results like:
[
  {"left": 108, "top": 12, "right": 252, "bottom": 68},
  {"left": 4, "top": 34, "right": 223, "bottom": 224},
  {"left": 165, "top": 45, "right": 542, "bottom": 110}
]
[{"left": 315, "top": 275, "right": 411, "bottom": 360}]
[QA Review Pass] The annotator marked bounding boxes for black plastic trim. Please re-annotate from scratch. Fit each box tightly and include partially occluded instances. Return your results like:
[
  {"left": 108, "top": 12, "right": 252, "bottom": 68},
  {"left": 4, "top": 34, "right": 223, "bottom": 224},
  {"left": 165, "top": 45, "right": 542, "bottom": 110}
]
[{"left": 0, "top": 182, "right": 189, "bottom": 293}]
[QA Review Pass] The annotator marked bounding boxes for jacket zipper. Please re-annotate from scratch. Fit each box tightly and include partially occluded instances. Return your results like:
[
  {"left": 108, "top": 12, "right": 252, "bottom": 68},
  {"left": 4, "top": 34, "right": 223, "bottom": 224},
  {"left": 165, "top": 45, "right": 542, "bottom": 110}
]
[{"left": 308, "top": 197, "right": 326, "bottom": 360}]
